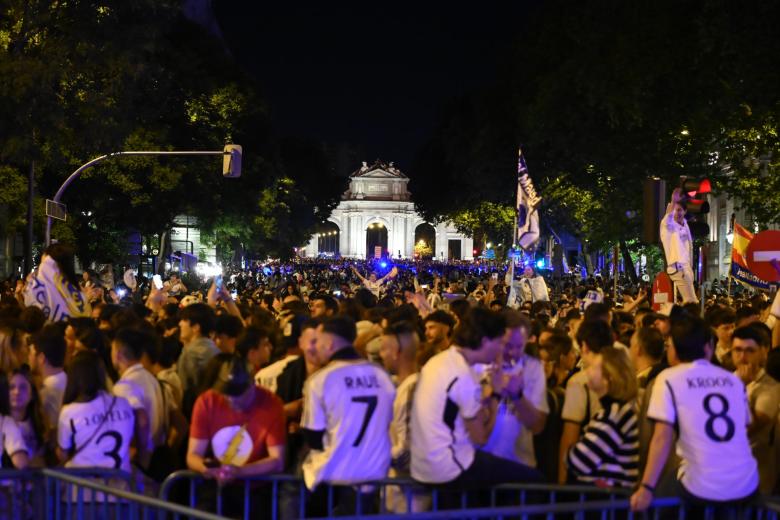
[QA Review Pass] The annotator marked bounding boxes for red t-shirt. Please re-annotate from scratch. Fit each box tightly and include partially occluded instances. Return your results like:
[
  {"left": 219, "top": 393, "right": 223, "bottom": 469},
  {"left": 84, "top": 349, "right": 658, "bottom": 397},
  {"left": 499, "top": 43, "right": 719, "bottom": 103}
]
[{"left": 191, "top": 387, "right": 286, "bottom": 466}]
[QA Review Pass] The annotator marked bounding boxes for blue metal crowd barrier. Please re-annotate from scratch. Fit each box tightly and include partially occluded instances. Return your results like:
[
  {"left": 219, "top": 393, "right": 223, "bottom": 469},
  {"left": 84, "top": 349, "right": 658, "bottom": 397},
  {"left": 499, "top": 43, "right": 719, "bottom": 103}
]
[
  {"left": 42, "top": 468, "right": 226, "bottom": 520},
  {"left": 159, "top": 470, "right": 665, "bottom": 520}
]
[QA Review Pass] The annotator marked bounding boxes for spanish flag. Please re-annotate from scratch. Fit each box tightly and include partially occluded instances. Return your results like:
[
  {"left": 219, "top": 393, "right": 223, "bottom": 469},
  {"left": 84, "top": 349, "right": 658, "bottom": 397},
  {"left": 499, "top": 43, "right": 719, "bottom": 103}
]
[{"left": 731, "top": 223, "right": 770, "bottom": 290}]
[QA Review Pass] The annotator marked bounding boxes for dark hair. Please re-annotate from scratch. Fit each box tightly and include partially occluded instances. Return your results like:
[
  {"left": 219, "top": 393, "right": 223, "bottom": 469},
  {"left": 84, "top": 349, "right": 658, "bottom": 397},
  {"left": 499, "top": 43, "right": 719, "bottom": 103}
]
[
  {"left": 634, "top": 327, "right": 665, "bottom": 361},
  {"left": 424, "top": 310, "right": 456, "bottom": 330},
  {"left": 732, "top": 322, "right": 771, "bottom": 348},
  {"left": 215, "top": 314, "right": 244, "bottom": 339},
  {"left": 671, "top": 315, "right": 712, "bottom": 362},
  {"left": 706, "top": 307, "right": 736, "bottom": 328},
  {"left": 76, "top": 326, "right": 107, "bottom": 354},
  {"left": 321, "top": 316, "right": 357, "bottom": 344},
  {"left": 502, "top": 310, "right": 532, "bottom": 332},
  {"left": 113, "top": 328, "right": 152, "bottom": 361},
  {"left": 63, "top": 350, "right": 108, "bottom": 404},
  {"left": 0, "top": 372, "right": 10, "bottom": 415},
  {"left": 179, "top": 303, "right": 217, "bottom": 337},
  {"left": 31, "top": 324, "right": 67, "bottom": 369},
  {"left": 17, "top": 307, "right": 46, "bottom": 335},
  {"left": 735, "top": 306, "right": 759, "bottom": 324},
  {"left": 576, "top": 320, "right": 613, "bottom": 354},
  {"left": 583, "top": 302, "right": 611, "bottom": 324},
  {"left": 540, "top": 331, "right": 573, "bottom": 362},
  {"left": 452, "top": 307, "right": 506, "bottom": 350},
  {"left": 98, "top": 304, "right": 122, "bottom": 325},
  {"left": 449, "top": 299, "right": 471, "bottom": 322},
  {"left": 10, "top": 364, "right": 45, "bottom": 448},
  {"left": 235, "top": 326, "right": 272, "bottom": 359},
  {"left": 212, "top": 354, "right": 252, "bottom": 396},
  {"left": 311, "top": 294, "right": 339, "bottom": 315},
  {"left": 157, "top": 336, "right": 183, "bottom": 368},
  {"left": 43, "top": 243, "right": 80, "bottom": 289}
]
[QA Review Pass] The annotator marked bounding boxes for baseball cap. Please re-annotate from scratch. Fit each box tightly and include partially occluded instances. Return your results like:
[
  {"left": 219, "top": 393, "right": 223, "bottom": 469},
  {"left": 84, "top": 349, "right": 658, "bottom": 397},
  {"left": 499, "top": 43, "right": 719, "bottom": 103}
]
[{"left": 213, "top": 355, "right": 252, "bottom": 397}]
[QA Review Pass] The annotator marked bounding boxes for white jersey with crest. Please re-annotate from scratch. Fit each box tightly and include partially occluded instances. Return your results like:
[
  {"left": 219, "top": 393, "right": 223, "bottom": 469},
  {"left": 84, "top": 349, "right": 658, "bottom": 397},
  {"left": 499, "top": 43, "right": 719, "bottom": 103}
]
[
  {"left": 58, "top": 391, "right": 135, "bottom": 472},
  {"left": 647, "top": 359, "right": 758, "bottom": 500},
  {"left": 410, "top": 347, "right": 483, "bottom": 483},
  {"left": 301, "top": 350, "right": 395, "bottom": 490}
]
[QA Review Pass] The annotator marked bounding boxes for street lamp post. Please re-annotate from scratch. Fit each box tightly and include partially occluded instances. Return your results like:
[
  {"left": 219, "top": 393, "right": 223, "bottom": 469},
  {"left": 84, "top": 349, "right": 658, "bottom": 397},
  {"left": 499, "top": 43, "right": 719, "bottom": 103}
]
[{"left": 45, "top": 148, "right": 241, "bottom": 246}]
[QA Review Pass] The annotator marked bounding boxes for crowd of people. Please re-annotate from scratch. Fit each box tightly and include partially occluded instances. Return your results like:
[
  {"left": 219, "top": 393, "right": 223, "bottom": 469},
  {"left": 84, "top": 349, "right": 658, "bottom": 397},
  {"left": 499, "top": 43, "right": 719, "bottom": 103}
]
[{"left": 1, "top": 242, "right": 779, "bottom": 517}]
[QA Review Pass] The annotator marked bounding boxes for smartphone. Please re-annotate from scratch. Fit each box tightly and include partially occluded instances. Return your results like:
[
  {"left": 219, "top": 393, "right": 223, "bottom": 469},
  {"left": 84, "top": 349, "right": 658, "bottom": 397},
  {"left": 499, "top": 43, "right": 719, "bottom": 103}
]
[
  {"left": 333, "top": 290, "right": 342, "bottom": 296},
  {"left": 215, "top": 274, "right": 223, "bottom": 293},
  {"left": 421, "top": 284, "right": 429, "bottom": 289},
  {"left": 152, "top": 275, "right": 163, "bottom": 290},
  {"left": 231, "top": 290, "right": 238, "bottom": 299},
  {"left": 492, "top": 273, "right": 499, "bottom": 280}
]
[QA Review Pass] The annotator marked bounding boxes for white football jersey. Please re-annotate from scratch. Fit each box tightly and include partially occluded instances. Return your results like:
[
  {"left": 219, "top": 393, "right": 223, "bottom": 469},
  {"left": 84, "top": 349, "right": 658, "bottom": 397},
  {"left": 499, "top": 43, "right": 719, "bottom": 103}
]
[
  {"left": 410, "top": 347, "right": 482, "bottom": 483},
  {"left": 301, "top": 354, "right": 395, "bottom": 490},
  {"left": 58, "top": 392, "right": 135, "bottom": 472},
  {"left": 255, "top": 355, "right": 300, "bottom": 394},
  {"left": 648, "top": 360, "right": 758, "bottom": 500}
]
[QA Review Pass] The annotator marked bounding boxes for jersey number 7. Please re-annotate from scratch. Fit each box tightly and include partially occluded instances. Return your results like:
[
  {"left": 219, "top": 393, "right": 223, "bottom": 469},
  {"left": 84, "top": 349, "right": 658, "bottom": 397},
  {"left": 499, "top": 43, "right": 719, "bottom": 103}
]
[{"left": 351, "top": 395, "right": 378, "bottom": 447}]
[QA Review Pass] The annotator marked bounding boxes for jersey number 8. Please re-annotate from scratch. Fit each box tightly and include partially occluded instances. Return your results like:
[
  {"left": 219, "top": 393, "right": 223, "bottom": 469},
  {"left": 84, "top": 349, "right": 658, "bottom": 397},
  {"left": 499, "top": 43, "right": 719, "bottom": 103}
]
[{"left": 702, "top": 393, "right": 735, "bottom": 443}]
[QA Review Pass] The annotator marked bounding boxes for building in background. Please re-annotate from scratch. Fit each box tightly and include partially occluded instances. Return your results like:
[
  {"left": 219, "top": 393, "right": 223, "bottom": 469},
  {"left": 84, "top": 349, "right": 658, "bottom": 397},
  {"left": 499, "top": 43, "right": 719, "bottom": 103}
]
[{"left": 303, "top": 160, "right": 473, "bottom": 260}]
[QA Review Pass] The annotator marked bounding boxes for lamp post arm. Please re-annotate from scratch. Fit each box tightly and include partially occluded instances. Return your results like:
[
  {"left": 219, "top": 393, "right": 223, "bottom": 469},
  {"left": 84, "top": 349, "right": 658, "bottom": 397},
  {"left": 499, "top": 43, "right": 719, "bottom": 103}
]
[{"left": 45, "top": 150, "right": 226, "bottom": 246}]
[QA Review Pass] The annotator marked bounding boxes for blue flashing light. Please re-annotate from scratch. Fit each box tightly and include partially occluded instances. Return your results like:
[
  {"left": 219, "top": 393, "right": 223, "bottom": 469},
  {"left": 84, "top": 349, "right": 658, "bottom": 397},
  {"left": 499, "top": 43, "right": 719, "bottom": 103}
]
[
  {"left": 380, "top": 261, "right": 388, "bottom": 269},
  {"left": 536, "top": 259, "right": 545, "bottom": 269}
]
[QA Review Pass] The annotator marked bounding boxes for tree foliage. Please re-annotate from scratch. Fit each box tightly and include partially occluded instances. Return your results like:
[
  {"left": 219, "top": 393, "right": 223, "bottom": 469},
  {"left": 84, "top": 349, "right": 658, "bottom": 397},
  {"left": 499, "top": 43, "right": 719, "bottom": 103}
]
[
  {"left": 0, "top": 0, "right": 344, "bottom": 266},
  {"left": 411, "top": 0, "right": 780, "bottom": 250}
]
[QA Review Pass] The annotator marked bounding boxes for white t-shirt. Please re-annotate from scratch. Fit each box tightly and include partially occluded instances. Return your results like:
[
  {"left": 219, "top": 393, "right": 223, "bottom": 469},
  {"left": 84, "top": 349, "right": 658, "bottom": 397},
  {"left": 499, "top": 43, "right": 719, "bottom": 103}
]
[
  {"left": 648, "top": 360, "right": 758, "bottom": 500},
  {"left": 410, "top": 347, "right": 482, "bottom": 483},
  {"left": 301, "top": 353, "right": 395, "bottom": 490},
  {"left": 481, "top": 356, "right": 549, "bottom": 467},
  {"left": 41, "top": 371, "right": 68, "bottom": 431},
  {"left": 562, "top": 369, "right": 602, "bottom": 426},
  {"left": 390, "top": 373, "right": 418, "bottom": 472},
  {"left": 0, "top": 416, "right": 28, "bottom": 467},
  {"left": 113, "top": 364, "right": 164, "bottom": 450},
  {"left": 58, "top": 392, "right": 135, "bottom": 472},
  {"left": 256, "top": 355, "right": 300, "bottom": 394}
]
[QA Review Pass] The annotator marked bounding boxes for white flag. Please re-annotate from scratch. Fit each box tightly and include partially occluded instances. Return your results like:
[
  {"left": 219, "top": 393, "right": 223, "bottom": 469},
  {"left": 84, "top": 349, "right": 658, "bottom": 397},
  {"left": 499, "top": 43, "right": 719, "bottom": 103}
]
[{"left": 24, "top": 256, "right": 92, "bottom": 322}]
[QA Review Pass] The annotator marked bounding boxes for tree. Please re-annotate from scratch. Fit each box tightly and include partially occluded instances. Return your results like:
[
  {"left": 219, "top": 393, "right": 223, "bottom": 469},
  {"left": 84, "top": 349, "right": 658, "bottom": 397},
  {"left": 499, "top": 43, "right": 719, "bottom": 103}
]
[
  {"left": 1, "top": 1, "right": 346, "bottom": 267},
  {"left": 411, "top": 0, "right": 780, "bottom": 257}
]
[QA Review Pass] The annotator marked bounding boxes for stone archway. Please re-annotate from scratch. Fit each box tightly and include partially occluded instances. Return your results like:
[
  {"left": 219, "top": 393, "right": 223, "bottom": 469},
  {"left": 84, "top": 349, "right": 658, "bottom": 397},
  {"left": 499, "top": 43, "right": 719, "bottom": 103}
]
[
  {"left": 365, "top": 221, "right": 388, "bottom": 259},
  {"left": 316, "top": 221, "right": 340, "bottom": 256},
  {"left": 414, "top": 223, "right": 436, "bottom": 259}
]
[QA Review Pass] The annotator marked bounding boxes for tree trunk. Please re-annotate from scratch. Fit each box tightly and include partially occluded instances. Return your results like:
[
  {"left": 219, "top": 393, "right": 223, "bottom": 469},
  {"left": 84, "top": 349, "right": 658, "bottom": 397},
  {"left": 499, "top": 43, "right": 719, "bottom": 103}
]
[
  {"left": 582, "top": 243, "right": 595, "bottom": 276},
  {"left": 620, "top": 239, "right": 638, "bottom": 284}
]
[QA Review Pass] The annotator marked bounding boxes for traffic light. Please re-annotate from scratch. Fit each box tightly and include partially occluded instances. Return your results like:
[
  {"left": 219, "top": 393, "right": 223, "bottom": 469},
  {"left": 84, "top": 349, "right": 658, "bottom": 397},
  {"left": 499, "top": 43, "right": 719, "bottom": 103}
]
[
  {"left": 223, "top": 144, "right": 242, "bottom": 178},
  {"left": 679, "top": 176, "right": 711, "bottom": 238}
]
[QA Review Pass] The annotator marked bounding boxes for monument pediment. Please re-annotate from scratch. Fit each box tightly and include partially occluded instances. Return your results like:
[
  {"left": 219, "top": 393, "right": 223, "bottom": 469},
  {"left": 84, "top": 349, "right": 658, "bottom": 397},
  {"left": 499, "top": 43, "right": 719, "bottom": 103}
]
[{"left": 351, "top": 160, "right": 407, "bottom": 179}]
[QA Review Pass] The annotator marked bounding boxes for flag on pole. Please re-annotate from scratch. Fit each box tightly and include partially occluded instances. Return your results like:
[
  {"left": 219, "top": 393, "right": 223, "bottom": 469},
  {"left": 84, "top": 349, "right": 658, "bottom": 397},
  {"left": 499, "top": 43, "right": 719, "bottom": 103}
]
[
  {"left": 516, "top": 148, "right": 541, "bottom": 250},
  {"left": 730, "top": 223, "right": 770, "bottom": 290},
  {"left": 23, "top": 255, "right": 91, "bottom": 322}
]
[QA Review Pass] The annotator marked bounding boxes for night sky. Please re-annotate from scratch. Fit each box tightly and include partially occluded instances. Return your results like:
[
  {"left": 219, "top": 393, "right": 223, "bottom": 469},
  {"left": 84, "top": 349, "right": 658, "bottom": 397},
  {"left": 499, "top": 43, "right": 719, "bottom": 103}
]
[{"left": 214, "top": 3, "right": 531, "bottom": 172}]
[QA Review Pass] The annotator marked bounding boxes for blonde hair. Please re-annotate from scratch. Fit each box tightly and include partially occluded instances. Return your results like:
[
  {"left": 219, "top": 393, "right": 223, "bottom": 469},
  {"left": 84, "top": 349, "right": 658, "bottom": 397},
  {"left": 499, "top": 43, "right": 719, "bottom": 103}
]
[
  {"left": 0, "top": 328, "right": 22, "bottom": 374},
  {"left": 601, "top": 347, "right": 638, "bottom": 403}
]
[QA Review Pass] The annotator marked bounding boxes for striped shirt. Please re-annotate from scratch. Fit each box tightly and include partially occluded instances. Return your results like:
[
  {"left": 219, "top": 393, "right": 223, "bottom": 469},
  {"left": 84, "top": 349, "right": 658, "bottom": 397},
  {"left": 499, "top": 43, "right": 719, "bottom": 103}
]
[{"left": 567, "top": 397, "right": 639, "bottom": 488}]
